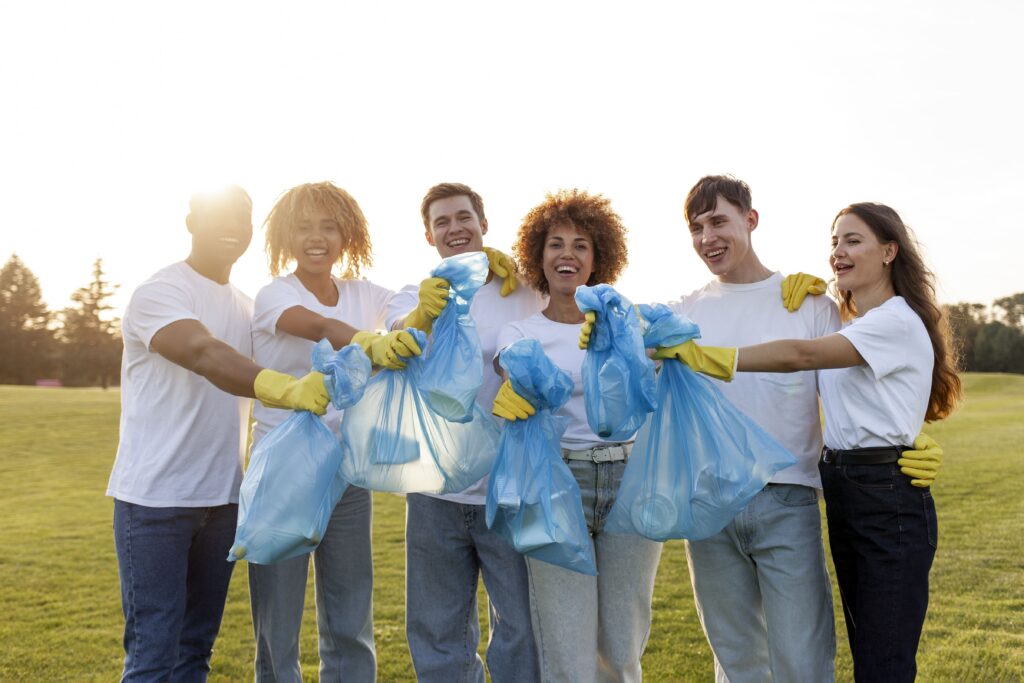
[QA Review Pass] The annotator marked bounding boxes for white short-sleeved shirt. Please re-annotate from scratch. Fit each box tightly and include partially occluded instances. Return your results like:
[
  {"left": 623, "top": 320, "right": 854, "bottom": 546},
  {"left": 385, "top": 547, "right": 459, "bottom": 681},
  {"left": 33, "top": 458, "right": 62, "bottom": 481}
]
[
  {"left": 387, "top": 277, "right": 545, "bottom": 504},
  {"left": 819, "top": 296, "right": 933, "bottom": 450},
  {"left": 107, "top": 262, "right": 254, "bottom": 507},
  {"left": 251, "top": 274, "right": 393, "bottom": 443},
  {"left": 496, "top": 311, "right": 635, "bottom": 451},
  {"left": 669, "top": 272, "right": 841, "bottom": 489}
]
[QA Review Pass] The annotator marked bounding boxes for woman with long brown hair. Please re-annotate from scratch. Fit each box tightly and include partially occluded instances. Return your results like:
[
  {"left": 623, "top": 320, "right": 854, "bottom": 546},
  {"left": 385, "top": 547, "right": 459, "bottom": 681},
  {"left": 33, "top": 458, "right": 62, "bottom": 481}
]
[{"left": 657, "top": 202, "right": 960, "bottom": 681}]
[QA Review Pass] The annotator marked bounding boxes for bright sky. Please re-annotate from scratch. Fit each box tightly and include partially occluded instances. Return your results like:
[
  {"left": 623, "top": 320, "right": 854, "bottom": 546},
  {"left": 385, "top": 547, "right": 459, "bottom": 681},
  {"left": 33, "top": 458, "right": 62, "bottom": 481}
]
[{"left": 2, "top": 1, "right": 1021, "bottom": 319}]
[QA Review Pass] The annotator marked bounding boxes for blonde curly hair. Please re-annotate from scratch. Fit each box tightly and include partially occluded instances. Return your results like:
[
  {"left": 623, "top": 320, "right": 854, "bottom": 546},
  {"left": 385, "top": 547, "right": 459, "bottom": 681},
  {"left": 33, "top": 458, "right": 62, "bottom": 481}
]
[{"left": 264, "top": 182, "right": 373, "bottom": 278}]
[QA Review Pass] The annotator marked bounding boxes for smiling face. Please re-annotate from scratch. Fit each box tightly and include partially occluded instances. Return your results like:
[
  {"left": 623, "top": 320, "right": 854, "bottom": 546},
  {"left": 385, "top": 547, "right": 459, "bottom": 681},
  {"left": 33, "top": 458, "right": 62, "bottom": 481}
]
[
  {"left": 289, "top": 208, "right": 343, "bottom": 277},
  {"left": 541, "top": 221, "right": 594, "bottom": 298},
  {"left": 187, "top": 195, "right": 253, "bottom": 267},
  {"left": 687, "top": 195, "right": 759, "bottom": 282},
  {"left": 425, "top": 195, "right": 487, "bottom": 258},
  {"left": 830, "top": 212, "right": 898, "bottom": 293}
]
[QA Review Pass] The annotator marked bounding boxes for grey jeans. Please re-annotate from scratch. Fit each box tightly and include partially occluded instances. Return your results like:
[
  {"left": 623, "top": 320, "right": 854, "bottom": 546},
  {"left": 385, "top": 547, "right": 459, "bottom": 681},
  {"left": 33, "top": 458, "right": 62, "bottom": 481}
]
[{"left": 527, "top": 458, "right": 663, "bottom": 683}]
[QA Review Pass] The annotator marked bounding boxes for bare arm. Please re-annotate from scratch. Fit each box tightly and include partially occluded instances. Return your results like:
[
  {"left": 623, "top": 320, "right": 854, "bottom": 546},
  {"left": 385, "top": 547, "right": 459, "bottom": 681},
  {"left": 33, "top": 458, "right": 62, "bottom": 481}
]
[
  {"left": 737, "top": 333, "right": 864, "bottom": 373},
  {"left": 276, "top": 305, "right": 360, "bottom": 349},
  {"left": 150, "top": 319, "right": 262, "bottom": 397}
]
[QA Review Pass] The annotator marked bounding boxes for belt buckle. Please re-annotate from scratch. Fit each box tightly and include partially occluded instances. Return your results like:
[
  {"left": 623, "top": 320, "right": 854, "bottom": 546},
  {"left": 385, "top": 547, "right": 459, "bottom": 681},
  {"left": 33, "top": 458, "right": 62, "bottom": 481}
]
[{"left": 591, "top": 446, "right": 611, "bottom": 463}]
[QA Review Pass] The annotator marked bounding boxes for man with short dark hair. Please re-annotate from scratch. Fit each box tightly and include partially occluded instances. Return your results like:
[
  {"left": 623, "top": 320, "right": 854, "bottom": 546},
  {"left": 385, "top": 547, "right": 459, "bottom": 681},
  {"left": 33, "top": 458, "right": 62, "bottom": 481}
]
[
  {"left": 107, "top": 186, "right": 329, "bottom": 681},
  {"left": 669, "top": 174, "right": 839, "bottom": 682}
]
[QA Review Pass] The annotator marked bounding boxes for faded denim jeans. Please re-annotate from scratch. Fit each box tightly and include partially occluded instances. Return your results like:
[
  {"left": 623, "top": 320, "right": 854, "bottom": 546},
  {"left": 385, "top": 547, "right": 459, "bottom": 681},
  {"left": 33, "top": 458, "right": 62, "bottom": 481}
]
[
  {"left": 686, "top": 484, "right": 836, "bottom": 683},
  {"left": 527, "top": 458, "right": 663, "bottom": 683},
  {"left": 405, "top": 493, "right": 539, "bottom": 683}
]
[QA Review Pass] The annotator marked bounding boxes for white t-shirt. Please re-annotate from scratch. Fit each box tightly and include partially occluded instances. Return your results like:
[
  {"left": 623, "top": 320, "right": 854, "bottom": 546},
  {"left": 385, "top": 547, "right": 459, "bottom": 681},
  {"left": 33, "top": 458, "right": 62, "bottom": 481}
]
[
  {"left": 669, "top": 272, "right": 841, "bottom": 489},
  {"left": 387, "top": 277, "right": 545, "bottom": 504},
  {"left": 819, "top": 296, "right": 933, "bottom": 450},
  {"left": 107, "top": 262, "right": 254, "bottom": 507},
  {"left": 251, "top": 274, "right": 393, "bottom": 443},
  {"left": 496, "top": 311, "right": 636, "bottom": 451}
]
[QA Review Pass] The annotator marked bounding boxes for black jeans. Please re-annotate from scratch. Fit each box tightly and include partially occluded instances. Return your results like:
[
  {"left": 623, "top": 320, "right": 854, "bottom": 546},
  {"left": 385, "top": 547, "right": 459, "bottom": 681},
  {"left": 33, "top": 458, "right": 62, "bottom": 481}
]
[{"left": 819, "top": 460, "right": 938, "bottom": 682}]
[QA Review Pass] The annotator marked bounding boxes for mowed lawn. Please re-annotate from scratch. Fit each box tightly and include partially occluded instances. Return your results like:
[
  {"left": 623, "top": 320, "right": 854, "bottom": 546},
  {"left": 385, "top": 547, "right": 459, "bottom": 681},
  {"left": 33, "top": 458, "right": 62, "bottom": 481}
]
[{"left": 1, "top": 374, "right": 1021, "bottom": 681}]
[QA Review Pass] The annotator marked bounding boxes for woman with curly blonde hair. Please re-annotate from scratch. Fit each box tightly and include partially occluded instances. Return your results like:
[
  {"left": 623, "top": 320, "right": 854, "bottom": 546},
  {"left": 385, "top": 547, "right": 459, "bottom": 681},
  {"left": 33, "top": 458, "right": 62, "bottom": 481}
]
[
  {"left": 248, "top": 181, "right": 418, "bottom": 682},
  {"left": 492, "top": 189, "right": 662, "bottom": 682}
]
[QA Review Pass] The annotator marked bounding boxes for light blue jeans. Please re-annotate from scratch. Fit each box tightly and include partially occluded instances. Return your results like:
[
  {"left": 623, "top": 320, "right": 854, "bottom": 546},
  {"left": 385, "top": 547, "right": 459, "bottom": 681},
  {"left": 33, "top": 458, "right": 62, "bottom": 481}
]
[
  {"left": 527, "top": 459, "right": 663, "bottom": 683},
  {"left": 248, "top": 485, "right": 375, "bottom": 682},
  {"left": 405, "top": 493, "right": 538, "bottom": 683},
  {"left": 686, "top": 484, "right": 836, "bottom": 683}
]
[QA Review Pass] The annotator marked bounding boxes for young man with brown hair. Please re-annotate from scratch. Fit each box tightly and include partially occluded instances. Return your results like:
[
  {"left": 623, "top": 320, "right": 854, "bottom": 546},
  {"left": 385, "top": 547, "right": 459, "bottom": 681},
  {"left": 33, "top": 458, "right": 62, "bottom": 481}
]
[{"left": 387, "top": 182, "right": 542, "bottom": 683}]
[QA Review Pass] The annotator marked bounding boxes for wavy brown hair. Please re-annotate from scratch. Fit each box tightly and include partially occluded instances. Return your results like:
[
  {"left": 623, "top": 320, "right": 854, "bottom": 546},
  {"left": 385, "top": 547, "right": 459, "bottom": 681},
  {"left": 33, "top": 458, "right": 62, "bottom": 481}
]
[
  {"left": 832, "top": 202, "right": 962, "bottom": 421},
  {"left": 264, "top": 182, "right": 373, "bottom": 278},
  {"left": 513, "top": 189, "right": 629, "bottom": 295}
]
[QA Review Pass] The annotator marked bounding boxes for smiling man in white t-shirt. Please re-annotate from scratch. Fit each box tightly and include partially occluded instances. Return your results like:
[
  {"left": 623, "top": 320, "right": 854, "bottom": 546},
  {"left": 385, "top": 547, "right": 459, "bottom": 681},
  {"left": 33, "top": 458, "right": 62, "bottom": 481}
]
[
  {"left": 386, "top": 183, "right": 543, "bottom": 683},
  {"left": 668, "top": 175, "right": 839, "bottom": 683},
  {"left": 107, "top": 186, "right": 330, "bottom": 682}
]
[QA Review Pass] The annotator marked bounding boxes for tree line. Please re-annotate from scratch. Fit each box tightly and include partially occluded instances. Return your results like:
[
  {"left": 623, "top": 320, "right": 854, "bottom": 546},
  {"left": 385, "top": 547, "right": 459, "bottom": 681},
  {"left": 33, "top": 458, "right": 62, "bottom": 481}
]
[
  {"left": 1, "top": 252, "right": 1022, "bottom": 388},
  {"left": 945, "top": 294, "right": 1024, "bottom": 374},
  {"left": 1, "top": 254, "right": 122, "bottom": 388}
]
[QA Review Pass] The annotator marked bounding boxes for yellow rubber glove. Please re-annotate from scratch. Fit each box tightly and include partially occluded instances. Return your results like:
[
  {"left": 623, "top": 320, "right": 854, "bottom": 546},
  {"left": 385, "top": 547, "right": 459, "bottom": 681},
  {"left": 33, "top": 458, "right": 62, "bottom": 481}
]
[
  {"left": 781, "top": 272, "right": 827, "bottom": 312},
  {"left": 254, "top": 369, "right": 329, "bottom": 415},
  {"left": 578, "top": 311, "right": 597, "bottom": 349},
  {"left": 402, "top": 277, "right": 450, "bottom": 334},
  {"left": 352, "top": 330, "right": 422, "bottom": 370},
  {"left": 492, "top": 379, "right": 536, "bottom": 421},
  {"left": 898, "top": 432, "right": 944, "bottom": 488},
  {"left": 652, "top": 341, "right": 737, "bottom": 381},
  {"left": 482, "top": 247, "right": 518, "bottom": 297},
  {"left": 578, "top": 306, "right": 644, "bottom": 350}
]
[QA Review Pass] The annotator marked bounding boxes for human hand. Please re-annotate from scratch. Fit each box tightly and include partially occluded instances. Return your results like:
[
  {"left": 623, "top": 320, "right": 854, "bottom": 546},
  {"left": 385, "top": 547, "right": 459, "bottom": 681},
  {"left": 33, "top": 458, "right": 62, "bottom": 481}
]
[
  {"left": 781, "top": 272, "right": 827, "bottom": 312},
  {"left": 492, "top": 379, "right": 536, "bottom": 421},
  {"left": 254, "top": 369, "right": 330, "bottom": 415}
]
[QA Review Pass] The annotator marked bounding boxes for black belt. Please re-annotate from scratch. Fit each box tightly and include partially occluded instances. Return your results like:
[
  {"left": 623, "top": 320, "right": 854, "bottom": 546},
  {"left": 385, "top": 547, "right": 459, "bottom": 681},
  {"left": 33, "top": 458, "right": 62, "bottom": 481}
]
[{"left": 821, "top": 445, "right": 909, "bottom": 465}]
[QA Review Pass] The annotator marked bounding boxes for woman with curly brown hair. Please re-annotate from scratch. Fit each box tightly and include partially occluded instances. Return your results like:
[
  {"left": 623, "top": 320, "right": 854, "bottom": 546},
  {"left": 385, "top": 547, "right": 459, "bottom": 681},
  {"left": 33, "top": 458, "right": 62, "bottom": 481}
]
[
  {"left": 663, "top": 202, "right": 961, "bottom": 682},
  {"left": 248, "top": 181, "right": 419, "bottom": 682},
  {"left": 492, "top": 189, "right": 662, "bottom": 682}
]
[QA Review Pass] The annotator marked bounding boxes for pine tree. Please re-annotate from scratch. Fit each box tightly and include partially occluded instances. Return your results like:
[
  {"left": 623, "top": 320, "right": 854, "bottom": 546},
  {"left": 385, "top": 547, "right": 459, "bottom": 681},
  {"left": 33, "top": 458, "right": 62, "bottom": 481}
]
[
  {"left": 59, "top": 258, "right": 122, "bottom": 388},
  {"left": 0, "top": 254, "right": 56, "bottom": 384}
]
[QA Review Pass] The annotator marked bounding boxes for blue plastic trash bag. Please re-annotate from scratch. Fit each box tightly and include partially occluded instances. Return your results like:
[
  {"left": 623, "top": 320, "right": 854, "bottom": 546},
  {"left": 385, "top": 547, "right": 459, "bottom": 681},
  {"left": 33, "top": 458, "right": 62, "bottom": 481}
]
[
  {"left": 575, "top": 284, "right": 657, "bottom": 441},
  {"left": 340, "top": 328, "right": 501, "bottom": 494},
  {"left": 229, "top": 341, "right": 371, "bottom": 564},
  {"left": 605, "top": 304, "right": 797, "bottom": 541},
  {"left": 418, "top": 252, "right": 489, "bottom": 423},
  {"left": 486, "top": 338, "right": 597, "bottom": 575}
]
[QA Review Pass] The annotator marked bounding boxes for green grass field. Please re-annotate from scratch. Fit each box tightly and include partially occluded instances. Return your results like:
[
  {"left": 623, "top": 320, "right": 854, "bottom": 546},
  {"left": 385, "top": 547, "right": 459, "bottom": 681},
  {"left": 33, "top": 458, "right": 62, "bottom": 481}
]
[{"left": 1, "top": 375, "right": 1021, "bottom": 681}]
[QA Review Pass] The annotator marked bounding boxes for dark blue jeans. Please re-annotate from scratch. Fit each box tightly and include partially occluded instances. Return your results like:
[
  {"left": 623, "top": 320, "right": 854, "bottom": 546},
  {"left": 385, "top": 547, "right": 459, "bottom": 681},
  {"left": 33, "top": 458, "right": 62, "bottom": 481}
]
[
  {"left": 819, "top": 460, "right": 938, "bottom": 683},
  {"left": 113, "top": 500, "right": 238, "bottom": 683}
]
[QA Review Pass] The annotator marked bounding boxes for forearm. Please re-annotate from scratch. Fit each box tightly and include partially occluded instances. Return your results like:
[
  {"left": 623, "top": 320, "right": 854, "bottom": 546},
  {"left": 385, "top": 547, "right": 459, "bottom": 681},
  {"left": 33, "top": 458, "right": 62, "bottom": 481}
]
[
  {"left": 736, "top": 340, "right": 813, "bottom": 373},
  {"left": 737, "top": 334, "right": 863, "bottom": 373},
  {"left": 311, "top": 318, "right": 359, "bottom": 349},
  {"left": 276, "top": 306, "right": 359, "bottom": 349},
  {"left": 184, "top": 337, "right": 262, "bottom": 397}
]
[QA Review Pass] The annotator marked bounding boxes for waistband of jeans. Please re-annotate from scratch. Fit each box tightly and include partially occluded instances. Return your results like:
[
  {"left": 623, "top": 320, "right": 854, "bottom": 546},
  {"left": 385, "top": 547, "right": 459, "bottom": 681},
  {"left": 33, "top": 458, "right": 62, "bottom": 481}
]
[
  {"left": 562, "top": 442, "right": 632, "bottom": 463},
  {"left": 820, "top": 445, "right": 909, "bottom": 466}
]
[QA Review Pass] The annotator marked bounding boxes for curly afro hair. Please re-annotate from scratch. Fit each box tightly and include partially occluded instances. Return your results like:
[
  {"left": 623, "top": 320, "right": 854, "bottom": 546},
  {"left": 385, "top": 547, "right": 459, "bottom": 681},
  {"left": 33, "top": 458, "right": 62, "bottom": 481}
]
[{"left": 512, "top": 189, "right": 629, "bottom": 295}]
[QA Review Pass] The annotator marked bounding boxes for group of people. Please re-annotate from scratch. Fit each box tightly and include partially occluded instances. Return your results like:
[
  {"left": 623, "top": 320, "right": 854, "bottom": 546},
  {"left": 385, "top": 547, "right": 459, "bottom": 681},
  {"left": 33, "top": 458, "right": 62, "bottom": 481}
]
[{"left": 106, "top": 174, "right": 959, "bottom": 682}]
